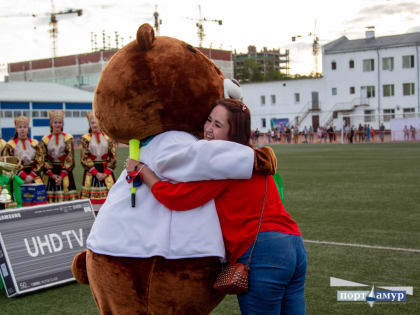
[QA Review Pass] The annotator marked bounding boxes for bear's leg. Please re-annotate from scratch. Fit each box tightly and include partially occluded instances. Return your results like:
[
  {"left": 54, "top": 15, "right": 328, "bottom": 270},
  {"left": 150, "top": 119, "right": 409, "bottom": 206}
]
[
  {"left": 87, "top": 251, "right": 225, "bottom": 315},
  {"left": 72, "top": 250, "right": 89, "bottom": 284},
  {"left": 148, "top": 257, "right": 226, "bottom": 315},
  {"left": 86, "top": 250, "right": 156, "bottom": 315}
]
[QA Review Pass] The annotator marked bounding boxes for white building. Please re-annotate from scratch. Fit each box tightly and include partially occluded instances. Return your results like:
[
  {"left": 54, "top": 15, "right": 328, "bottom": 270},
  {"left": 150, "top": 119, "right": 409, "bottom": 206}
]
[
  {"left": 243, "top": 30, "right": 420, "bottom": 132},
  {"left": 242, "top": 78, "right": 324, "bottom": 131},
  {"left": 0, "top": 82, "right": 93, "bottom": 141}
]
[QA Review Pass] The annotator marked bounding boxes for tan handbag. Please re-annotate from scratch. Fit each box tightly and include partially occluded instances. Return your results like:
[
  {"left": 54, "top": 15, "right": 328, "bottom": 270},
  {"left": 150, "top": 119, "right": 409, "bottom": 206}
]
[{"left": 213, "top": 176, "right": 268, "bottom": 294}]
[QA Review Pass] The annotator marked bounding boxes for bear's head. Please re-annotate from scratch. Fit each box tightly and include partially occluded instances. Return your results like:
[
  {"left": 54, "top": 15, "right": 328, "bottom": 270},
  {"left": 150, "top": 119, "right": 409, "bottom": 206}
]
[{"left": 93, "top": 23, "right": 240, "bottom": 143}]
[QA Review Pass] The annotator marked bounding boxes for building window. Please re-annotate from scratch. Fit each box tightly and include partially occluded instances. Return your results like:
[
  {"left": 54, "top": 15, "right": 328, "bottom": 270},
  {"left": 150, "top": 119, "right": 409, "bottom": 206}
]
[
  {"left": 349, "top": 60, "right": 354, "bottom": 69},
  {"left": 383, "top": 109, "right": 395, "bottom": 122},
  {"left": 32, "top": 111, "right": 39, "bottom": 118},
  {"left": 13, "top": 111, "right": 22, "bottom": 117},
  {"left": 364, "top": 110, "right": 375, "bottom": 122},
  {"left": 361, "top": 86, "right": 375, "bottom": 98},
  {"left": 363, "top": 59, "right": 375, "bottom": 72},
  {"left": 40, "top": 111, "right": 48, "bottom": 118},
  {"left": 261, "top": 95, "right": 266, "bottom": 105},
  {"left": 23, "top": 111, "right": 30, "bottom": 117},
  {"left": 332, "top": 88, "right": 337, "bottom": 96},
  {"left": 5, "top": 111, "right": 13, "bottom": 118},
  {"left": 349, "top": 86, "right": 355, "bottom": 94},
  {"left": 383, "top": 84, "right": 395, "bottom": 97},
  {"left": 294, "top": 93, "right": 300, "bottom": 103},
  {"left": 402, "top": 55, "right": 415, "bottom": 68},
  {"left": 403, "top": 83, "right": 415, "bottom": 96},
  {"left": 403, "top": 108, "right": 415, "bottom": 118},
  {"left": 81, "top": 111, "right": 88, "bottom": 118},
  {"left": 270, "top": 95, "right": 276, "bottom": 105},
  {"left": 65, "top": 111, "right": 72, "bottom": 118},
  {"left": 382, "top": 57, "right": 394, "bottom": 71},
  {"left": 261, "top": 118, "right": 266, "bottom": 128},
  {"left": 331, "top": 61, "right": 337, "bottom": 70}
]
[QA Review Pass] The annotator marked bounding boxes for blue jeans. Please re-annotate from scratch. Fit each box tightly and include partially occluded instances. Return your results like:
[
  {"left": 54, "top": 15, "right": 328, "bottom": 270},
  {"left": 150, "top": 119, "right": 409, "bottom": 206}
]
[{"left": 237, "top": 231, "right": 307, "bottom": 315}]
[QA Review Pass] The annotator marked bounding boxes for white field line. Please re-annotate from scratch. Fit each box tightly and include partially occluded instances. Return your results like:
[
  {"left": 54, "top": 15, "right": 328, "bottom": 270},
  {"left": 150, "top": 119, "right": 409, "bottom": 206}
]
[{"left": 304, "top": 240, "right": 420, "bottom": 253}]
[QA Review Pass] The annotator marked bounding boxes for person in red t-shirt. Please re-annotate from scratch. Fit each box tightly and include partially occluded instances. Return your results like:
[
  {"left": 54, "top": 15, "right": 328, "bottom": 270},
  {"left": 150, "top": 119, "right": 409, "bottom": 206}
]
[{"left": 126, "top": 98, "right": 307, "bottom": 315}]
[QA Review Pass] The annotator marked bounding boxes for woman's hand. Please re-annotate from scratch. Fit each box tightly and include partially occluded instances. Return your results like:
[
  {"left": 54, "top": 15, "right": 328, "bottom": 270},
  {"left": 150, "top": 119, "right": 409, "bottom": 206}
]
[
  {"left": 125, "top": 158, "right": 140, "bottom": 172},
  {"left": 124, "top": 159, "right": 160, "bottom": 189},
  {"left": 24, "top": 175, "right": 34, "bottom": 184},
  {"left": 52, "top": 174, "right": 62, "bottom": 186},
  {"left": 96, "top": 172, "right": 107, "bottom": 181}
]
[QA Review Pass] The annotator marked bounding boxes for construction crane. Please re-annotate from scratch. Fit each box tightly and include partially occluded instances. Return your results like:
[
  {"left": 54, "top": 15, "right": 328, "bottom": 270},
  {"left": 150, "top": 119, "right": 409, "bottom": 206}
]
[
  {"left": 43, "top": 0, "right": 83, "bottom": 58},
  {"left": 292, "top": 21, "right": 320, "bottom": 74},
  {"left": 187, "top": 5, "right": 222, "bottom": 47},
  {"left": 0, "top": 1, "right": 82, "bottom": 58},
  {"left": 153, "top": 5, "right": 162, "bottom": 36}
]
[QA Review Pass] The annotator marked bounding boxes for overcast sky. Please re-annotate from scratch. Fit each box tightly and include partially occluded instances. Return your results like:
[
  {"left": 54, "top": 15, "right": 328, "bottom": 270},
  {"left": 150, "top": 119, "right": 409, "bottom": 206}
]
[{"left": 1, "top": 0, "right": 419, "bottom": 80}]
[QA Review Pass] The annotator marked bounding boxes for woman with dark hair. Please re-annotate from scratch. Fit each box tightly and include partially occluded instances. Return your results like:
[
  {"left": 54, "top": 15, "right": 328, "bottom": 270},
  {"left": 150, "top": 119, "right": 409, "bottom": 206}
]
[
  {"left": 80, "top": 112, "right": 116, "bottom": 213},
  {"left": 40, "top": 110, "right": 77, "bottom": 203},
  {"left": 126, "top": 98, "right": 307, "bottom": 315},
  {"left": 3, "top": 116, "right": 44, "bottom": 184}
]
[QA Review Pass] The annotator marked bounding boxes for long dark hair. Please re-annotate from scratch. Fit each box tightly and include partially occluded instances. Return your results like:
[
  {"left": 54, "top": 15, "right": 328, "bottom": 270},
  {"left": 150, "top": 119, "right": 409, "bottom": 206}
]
[{"left": 210, "top": 98, "right": 251, "bottom": 147}]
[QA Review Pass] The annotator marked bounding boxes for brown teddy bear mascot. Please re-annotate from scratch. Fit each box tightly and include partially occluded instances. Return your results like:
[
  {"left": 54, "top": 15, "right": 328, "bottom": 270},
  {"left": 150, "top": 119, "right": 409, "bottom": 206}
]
[{"left": 72, "top": 23, "right": 276, "bottom": 314}]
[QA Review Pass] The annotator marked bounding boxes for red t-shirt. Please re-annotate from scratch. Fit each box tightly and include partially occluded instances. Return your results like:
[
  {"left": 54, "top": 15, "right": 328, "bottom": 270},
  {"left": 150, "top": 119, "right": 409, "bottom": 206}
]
[{"left": 152, "top": 173, "right": 301, "bottom": 264}]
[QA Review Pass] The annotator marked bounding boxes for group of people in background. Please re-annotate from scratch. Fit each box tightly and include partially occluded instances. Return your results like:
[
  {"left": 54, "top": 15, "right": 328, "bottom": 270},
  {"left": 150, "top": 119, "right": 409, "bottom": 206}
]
[
  {"left": 251, "top": 122, "right": 419, "bottom": 145},
  {"left": 343, "top": 123, "right": 381, "bottom": 144},
  {"left": 0, "top": 110, "right": 116, "bottom": 213},
  {"left": 403, "top": 125, "right": 417, "bottom": 141},
  {"left": 252, "top": 124, "right": 339, "bottom": 145}
]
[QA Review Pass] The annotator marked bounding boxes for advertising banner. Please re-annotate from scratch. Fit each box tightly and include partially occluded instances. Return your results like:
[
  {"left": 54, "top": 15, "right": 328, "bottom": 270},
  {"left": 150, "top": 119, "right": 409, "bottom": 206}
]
[{"left": 0, "top": 200, "right": 95, "bottom": 297}]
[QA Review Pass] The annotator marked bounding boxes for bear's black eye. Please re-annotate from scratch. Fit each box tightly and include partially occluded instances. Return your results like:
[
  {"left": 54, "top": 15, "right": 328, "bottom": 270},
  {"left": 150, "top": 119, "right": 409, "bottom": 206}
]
[{"left": 186, "top": 45, "right": 196, "bottom": 53}]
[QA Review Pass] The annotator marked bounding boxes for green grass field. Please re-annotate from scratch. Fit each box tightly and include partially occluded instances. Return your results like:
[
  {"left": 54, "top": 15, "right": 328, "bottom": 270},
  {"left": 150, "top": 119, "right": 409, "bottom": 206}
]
[{"left": 1, "top": 142, "right": 419, "bottom": 314}]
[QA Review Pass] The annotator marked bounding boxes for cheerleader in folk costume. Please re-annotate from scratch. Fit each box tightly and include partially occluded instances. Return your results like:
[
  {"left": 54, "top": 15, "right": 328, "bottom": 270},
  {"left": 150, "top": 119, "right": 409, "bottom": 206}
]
[
  {"left": 41, "top": 110, "right": 78, "bottom": 203},
  {"left": 0, "top": 138, "right": 6, "bottom": 155},
  {"left": 2, "top": 116, "right": 44, "bottom": 184},
  {"left": 80, "top": 112, "right": 116, "bottom": 213}
]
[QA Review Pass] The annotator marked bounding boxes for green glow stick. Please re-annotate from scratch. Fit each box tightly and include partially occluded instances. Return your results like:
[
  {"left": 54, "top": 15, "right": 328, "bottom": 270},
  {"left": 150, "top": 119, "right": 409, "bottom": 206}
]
[{"left": 129, "top": 139, "right": 140, "bottom": 207}]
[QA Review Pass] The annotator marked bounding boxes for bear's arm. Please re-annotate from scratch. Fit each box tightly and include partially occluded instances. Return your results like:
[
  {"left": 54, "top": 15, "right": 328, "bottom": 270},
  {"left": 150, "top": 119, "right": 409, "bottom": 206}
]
[{"left": 151, "top": 132, "right": 254, "bottom": 182}]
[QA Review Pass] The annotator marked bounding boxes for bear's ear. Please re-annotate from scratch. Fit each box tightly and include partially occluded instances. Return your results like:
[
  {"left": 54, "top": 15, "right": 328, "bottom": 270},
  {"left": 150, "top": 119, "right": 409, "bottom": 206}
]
[{"left": 137, "top": 23, "right": 155, "bottom": 51}]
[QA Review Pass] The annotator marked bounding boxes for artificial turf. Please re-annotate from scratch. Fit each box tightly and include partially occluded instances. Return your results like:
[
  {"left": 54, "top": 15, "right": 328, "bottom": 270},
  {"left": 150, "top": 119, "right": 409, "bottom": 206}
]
[{"left": 1, "top": 142, "right": 419, "bottom": 314}]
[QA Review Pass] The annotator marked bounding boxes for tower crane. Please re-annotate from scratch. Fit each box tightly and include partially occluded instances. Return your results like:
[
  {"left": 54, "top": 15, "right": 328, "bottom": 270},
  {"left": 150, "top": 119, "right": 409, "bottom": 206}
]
[
  {"left": 292, "top": 21, "right": 320, "bottom": 74},
  {"left": 153, "top": 5, "right": 162, "bottom": 35},
  {"left": 45, "top": 0, "right": 83, "bottom": 58},
  {"left": 187, "top": 5, "right": 222, "bottom": 47},
  {"left": 0, "top": 1, "right": 82, "bottom": 58}
]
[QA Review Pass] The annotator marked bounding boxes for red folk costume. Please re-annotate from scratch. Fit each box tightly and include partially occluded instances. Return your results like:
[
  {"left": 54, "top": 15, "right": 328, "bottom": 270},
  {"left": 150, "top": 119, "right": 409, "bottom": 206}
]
[
  {"left": 0, "top": 138, "right": 6, "bottom": 155},
  {"left": 41, "top": 111, "right": 77, "bottom": 203},
  {"left": 151, "top": 173, "right": 301, "bottom": 264},
  {"left": 80, "top": 113, "right": 116, "bottom": 208},
  {"left": 2, "top": 116, "right": 43, "bottom": 184}
]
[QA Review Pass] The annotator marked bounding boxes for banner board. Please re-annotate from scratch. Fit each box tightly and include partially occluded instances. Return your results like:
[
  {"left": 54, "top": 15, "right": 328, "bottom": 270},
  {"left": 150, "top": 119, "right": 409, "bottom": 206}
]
[
  {"left": 390, "top": 117, "right": 420, "bottom": 141},
  {"left": 0, "top": 200, "right": 95, "bottom": 297}
]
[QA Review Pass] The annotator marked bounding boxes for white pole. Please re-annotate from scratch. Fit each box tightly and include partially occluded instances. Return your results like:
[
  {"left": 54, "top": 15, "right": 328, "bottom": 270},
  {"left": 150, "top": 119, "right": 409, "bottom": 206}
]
[{"left": 338, "top": 112, "right": 345, "bottom": 144}]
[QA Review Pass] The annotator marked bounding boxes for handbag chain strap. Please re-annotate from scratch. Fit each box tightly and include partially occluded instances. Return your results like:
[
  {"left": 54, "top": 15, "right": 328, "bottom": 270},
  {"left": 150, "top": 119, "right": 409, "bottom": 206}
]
[{"left": 246, "top": 175, "right": 268, "bottom": 268}]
